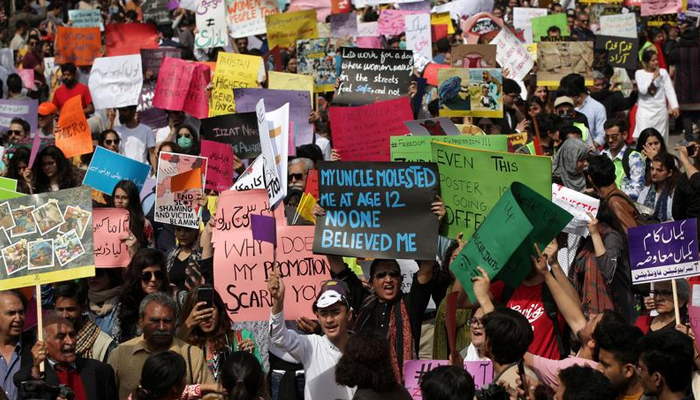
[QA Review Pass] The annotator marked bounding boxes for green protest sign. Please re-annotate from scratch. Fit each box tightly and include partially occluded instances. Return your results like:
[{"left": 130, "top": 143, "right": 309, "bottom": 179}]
[
  {"left": 390, "top": 135, "right": 508, "bottom": 162},
  {"left": 531, "top": 13, "right": 570, "bottom": 42},
  {"left": 431, "top": 141, "right": 552, "bottom": 239},
  {"left": 0, "top": 188, "right": 23, "bottom": 201},
  {"left": 0, "top": 177, "right": 17, "bottom": 191},
  {"left": 451, "top": 182, "right": 573, "bottom": 302}
]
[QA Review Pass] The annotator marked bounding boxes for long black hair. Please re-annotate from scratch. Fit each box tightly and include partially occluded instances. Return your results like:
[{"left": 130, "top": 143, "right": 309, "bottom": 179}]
[
  {"left": 32, "top": 145, "right": 80, "bottom": 193},
  {"left": 5, "top": 147, "right": 32, "bottom": 193},
  {"left": 220, "top": 351, "right": 268, "bottom": 400},
  {"left": 133, "top": 351, "right": 186, "bottom": 400},
  {"left": 111, "top": 179, "right": 148, "bottom": 249}
]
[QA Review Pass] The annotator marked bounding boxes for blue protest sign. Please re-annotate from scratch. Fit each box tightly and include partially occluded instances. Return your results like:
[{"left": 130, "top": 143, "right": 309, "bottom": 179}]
[{"left": 83, "top": 147, "right": 151, "bottom": 195}]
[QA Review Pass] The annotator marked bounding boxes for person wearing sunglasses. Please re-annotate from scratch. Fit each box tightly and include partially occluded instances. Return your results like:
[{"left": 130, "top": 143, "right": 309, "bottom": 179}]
[
  {"left": 99, "top": 129, "right": 122, "bottom": 154},
  {"left": 3, "top": 117, "right": 29, "bottom": 146},
  {"left": 634, "top": 279, "right": 690, "bottom": 335},
  {"left": 112, "top": 249, "right": 171, "bottom": 343},
  {"left": 571, "top": 12, "right": 594, "bottom": 41},
  {"left": 288, "top": 157, "right": 314, "bottom": 192}
]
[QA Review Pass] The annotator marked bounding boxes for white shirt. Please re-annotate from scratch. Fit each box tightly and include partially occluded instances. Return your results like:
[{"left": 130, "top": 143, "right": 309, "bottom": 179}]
[{"left": 116, "top": 123, "right": 155, "bottom": 167}]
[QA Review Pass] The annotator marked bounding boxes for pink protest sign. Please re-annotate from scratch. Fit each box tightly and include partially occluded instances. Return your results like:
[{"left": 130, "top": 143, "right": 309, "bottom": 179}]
[
  {"left": 213, "top": 225, "right": 330, "bottom": 321},
  {"left": 92, "top": 208, "right": 131, "bottom": 267},
  {"left": 17, "top": 69, "right": 35, "bottom": 90},
  {"left": 153, "top": 57, "right": 195, "bottom": 111},
  {"left": 641, "top": 0, "right": 682, "bottom": 16},
  {"left": 404, "top": 360, "right": 493, "bottom": 399},
  {"left": 689, "top": 282, "right": 700, "bottom": 352},
  {"left": 356, "top": 36, "right": 382, "bottom": 49},
  {"left": 200, "top": 140, "right": 234, "bottom": 192},
  {"left": 182, "top": 63, "right": 211, "bottom": 119},
  {"left": 212, "top": 189, "right": 286, "bottom": 243},
  {"left": 329, "top": 97, "right": 412, "bottom": 162},
  {"left": 378, "top": 9, "right": 419, "bottom": 35}
]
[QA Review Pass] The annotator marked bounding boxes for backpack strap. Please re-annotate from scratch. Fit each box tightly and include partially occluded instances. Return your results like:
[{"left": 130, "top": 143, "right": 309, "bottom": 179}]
[
  {"left": 541, "top": 282, "right": 568, "bottom": 360},
  {"left": 622, "top": 147, "right": 634, "bottom": 179},
  {"left": 607, "top": 192, "right": 640, "bottom": 217}
]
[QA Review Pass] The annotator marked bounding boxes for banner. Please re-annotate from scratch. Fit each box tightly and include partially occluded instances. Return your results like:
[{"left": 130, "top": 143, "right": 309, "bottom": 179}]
[
  {"left": 255, "top": 100, "right": 285, "bottom": 205},
  {"left": 195, "top": 0, "right": 228, "bottom": 49},
  {"left": 438, "top": 68, "right": 503, "bottom": 118},
  {"left": 313, "top": 162, "right": 440, "bottom": 260},
  {"left": 329, "top": 97, "right": 412, "bottom": 162},
  {"left": 154, "top": 152, "right": 208, "bottom": 228},
  {"left": 595, "top": 35, "right": 639, "bottom": 70},
  {"left": 55, "top": 27, "right": 101, "bottom": 66},
  {"left": 451, "top": 182, "right": 572, "bottom": 301},
  {"left": 642, "top": 0, "right": 682, "bottom": 16},
  {"left": 537, "top": 42, "right": 594, "bottom": 87},
  {"left": 600, "top": 13, "right": 637, "bottom": 38},
  {"left": 83, "top": 147, "right": 151, "bottom": 195},
  {"left": 201, "top": 112, "right": 261, "bottom": 159},
  {"left": 391, "top": 135, "right": 508, "bottom": 162},
  {"left": 490, "top": 30, "right": 534, "bottom": 82},
  {"left": 153, "top": 57, "right": 211, "bottom": 119},
  {"left": 56, "top": 95, "right": 93, "bottom": 158},
  {"left": 628, "top": 219, "right": 700, "bottom": 284},
  {"left": 227, "top": 0, "right": 279, "bottom": 38},
  {"left": 104, "top": 23, "right": 159, "bottom": 56},
  {"left": 404, "top": 360, "right": 493, "bottom": 399},
  {"left": 210, "top": 52, "right": 263, "bottom": 117},
  {"left": 297, "top": 38, "right": 342, "bottom": 93},
  {"left": 68, "top": 9, "right": 102, "bottom": 29},
  {"left": 551, "top": 183, "right": 600, "bottom": 236},
  {"left": 0, "top": 99, "right": 37, "bottom": 134},
  {"left": 531, "top": 13, "right": 570, "bottom": 42},
  {"left": 88, "top": 55, "right": 143, "bottom": 109},
  {"left": 0, "top": 187, "right": 94, "bottom": 290},
  {"left": 405, "top": 14, "right": 432, "bottom": 61},
  {"left": 432, "top": 142, "right": 553, "bottom": 239},
  {"left": 92, "top": 208, "right": 130, "bottom": 267},
  {"left": 141, "top": 48, "right": 181, "bottom": 79},
  {"left": 265, "top": 10, "right": 319, "bottom": 49}
]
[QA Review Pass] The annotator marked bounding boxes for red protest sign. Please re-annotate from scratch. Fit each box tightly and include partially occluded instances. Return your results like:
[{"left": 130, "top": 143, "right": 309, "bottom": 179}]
[
  {"left": 55, "top": 27, "right": 102, "bottom": 66},
  {"left": 105, "top": 23, "right": 159, "bottom": 56},
  {"left": 304, "top": 169, "right": 319, "bottom": 199}
]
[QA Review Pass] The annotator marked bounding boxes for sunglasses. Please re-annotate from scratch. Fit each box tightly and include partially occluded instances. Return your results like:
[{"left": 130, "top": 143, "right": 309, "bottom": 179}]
[
  {"left": 7, "top": 130, "right": 22, "bottom": 136},
  {"left": 288, "top": 173, "right": 304, "bottom": 181},
  {"left": 141, "top": 270, "right": 164, "bottom": 282},
  {"left": 374, "top": 270, "right": 401, "bottom": 280},
  {"left": 104, "top": 138, "right": 120, "bottom": 145}
]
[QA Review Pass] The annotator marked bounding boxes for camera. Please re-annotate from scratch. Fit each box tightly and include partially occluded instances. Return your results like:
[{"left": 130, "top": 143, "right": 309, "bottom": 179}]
[{"left": 18, "top": 381, "right": 75, "bottom": 400}]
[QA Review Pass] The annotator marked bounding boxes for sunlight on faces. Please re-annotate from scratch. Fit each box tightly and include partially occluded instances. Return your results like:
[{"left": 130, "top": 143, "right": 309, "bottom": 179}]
[
  {"left": 0, "top": 294, "right": 25, "bottom": 339},
  {"left": 45, "top": 322, "right": 77, "bottom": 364},
  {"left": 650, "top": 161, "right": 671, "bottom": 184},
  {"left": 141, "top": 265, "right": 164, "bottom": 294},
  {"left": 469, "top": 308, "right": 486, "bottom": 349},
  {"left": 140, "top": 302, "right": 175, "bottom": 347},
  {"left": 372, "top": 261, "right": 402, "bottom": 302},
  {"left": 314, "top": 302, "right": 352, "bottom": 341}
]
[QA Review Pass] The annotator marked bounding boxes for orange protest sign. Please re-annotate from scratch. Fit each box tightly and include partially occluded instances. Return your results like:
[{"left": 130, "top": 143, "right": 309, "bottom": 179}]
[
  {"left": 55, "top": 27, "right": 102, "bottom": 66},
  {"left": 171, "top": 167, "right": 203, "bottom": 192},
  {"left": 56, "top": 95, "right": 93, "bottom": 157}
]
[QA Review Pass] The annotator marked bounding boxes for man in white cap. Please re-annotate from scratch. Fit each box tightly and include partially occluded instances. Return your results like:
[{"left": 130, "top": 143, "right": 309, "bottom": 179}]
[{"left": 268, "top": 273, "right": 355, "bottom": 400}]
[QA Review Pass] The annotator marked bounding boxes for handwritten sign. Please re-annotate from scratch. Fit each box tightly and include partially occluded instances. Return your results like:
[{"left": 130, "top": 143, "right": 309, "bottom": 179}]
[
  {"left": 600, "top": 13, "right": 637, "bottom": 38},
  {"left": 403, "top": 118, "right": 461, "bottom": 137},
  {"left": 141, "top": 48, "right": 181, "bottom": 79},
  {"left": 88, "top": 55, "right": 143, "bottom": 109},
  {"left": 268, "top": 71, "right": 314, "bottom": 100},
  {"left": 377, "top": 9, "right": 417, "bottom": 35},
  {"left": 641, "top": 0, "right": 682, "bottom": 16},
  {"left": 195, "top": 0, "right": 228, "bottom": 49},
  {"left": 227, "top": 0, "right": 279, "bottom": 38},
  {"left": 68, "top": 9, "right": 102, "bottom": 29},
  {"left": 512, "top": 7, "right": 547, "bottom": 43},
  {"left": 0, "top": 99, "right": 37, "bottom": 134},
  {"left": 551, "top": 184, "right": 600, "bottom": 236},
  {"left": 404, "top": 360, "right": 494, "bottom": 399},
  {"left": 405, "top": 14, "right": 431, "bottom": 61},
  {"left": 83, "top": 147, "right": 151, "bottom": 195},
  {"left": 265, "top": 10, "right": 318, "bottom": 49},
  {"left": 210, "top": 52, "right": 262, "bottom": 117},
  {"left": 296, "top": 38, "right": 340, "bottom": 93},
  {"left": 595, "top": 35, "right": 639, "bottom": 70},
  {"left": 313, "top": 162, "right": 439, "bottom": 260},
  {"left": 490, "top": 30, "right": 533, "bottom": 81},
  {"left": 329, "top": 97, "right": 412, "bottom": 162},
  {"left": 104, "top": 23, "right": 159, "bottom": 56},
  {"left": 391, "top": 135, "right": 508, "bottom": 162},
  {"left": 255, "top": 100, "right": 284, "bottom": 205},
  {"left": 200, "top": 140, "right": 234, "bottom": 191},
  {"left": 212, "top": 189, "right": 284, "bottom": 244},
  {"left": 153, "top": 57, "right": 211, "bottom": 119},
  {"left": 56, "top": 95, "right": 92, "bottom": 158},
  {"left": 55, "top": 27, "right": 101, "bottom": 66},
  {"left": 92, "top": 208, "right": 130, "bottom": 267},
  {"left": 201, "top": 112, "right": 260, "bottom": 159},
  {"left": 155, "top": 152, "right": 208, "bottom": 229},
  {"left": 137, "top": 81, "right": 168, "bottom": 129},
  {"left": 629, "top": 219, "right": 700, "bottom": 284}
]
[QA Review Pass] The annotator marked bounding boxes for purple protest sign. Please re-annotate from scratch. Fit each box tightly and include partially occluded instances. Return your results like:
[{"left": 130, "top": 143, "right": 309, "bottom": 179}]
[
  {"left": 0, "top": 99, "right": 38, "bottom": 134},
  {"left": 629, "top": 219, "right": 700, "bottom": 284},
  {"left": 404, "top": 360, "right": 493, "bottom": 399},
  {"left": 251, "top": 214, "right": 277, "bottom": 245}
]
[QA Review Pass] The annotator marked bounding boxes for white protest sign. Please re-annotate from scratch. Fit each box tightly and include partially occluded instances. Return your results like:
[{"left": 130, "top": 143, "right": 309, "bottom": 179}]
[
  {"left": 68, "top": 9, "right": 103, "bottom": 30},
  {"left": 405, "top": 14, "right": 431, "bottom": 61},
  {"left": 226, "top": 0, "right": 279, "bottom": 38},
  {"left": 255, "top": 99, "right": 285, "bottom": 206},
  {"left": 490, "top": 29, "right": 534, "bottom": 82},
  {"left": 266, "top": 103, "right": 289, "bottom": 200},
  {"left": 232, "top": 157, "right": 265, "bottom": 191},
  {"left": 358, "top": 21, "right": 378, "bottom": 36},
  {"left": 88, "top": 55, "right": 143, "bottom": 109},
  {"left": 551, "top": 184, "right": 600, "bottom": 236},
  {"left": 195, "top": 0, "right": 228, "bottom": 49},
  {"left": 600, "top": 13, "right": 637, "bottom": 39},
  {"left": 513, "top": 7, "right": 548, "bottom": 43},
  {"left": 431, "top": 0, "right": 494, "bottom": 21}
]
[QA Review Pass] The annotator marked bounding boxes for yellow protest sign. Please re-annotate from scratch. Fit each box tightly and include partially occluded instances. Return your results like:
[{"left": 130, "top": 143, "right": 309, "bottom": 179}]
[
  {"left": 525, "top": 43, "right": 538, "bottom": 62},
  {"left": 210, "top": 52, "right": 262, "bottom": 117},
  {"left": 268, "top": 71, "right": 314, "bottom": 106},
  {"left": 431, "top": 12, "right": 455, "bottom": 34},
  {"left": 265, "top": 10, "right": 318, "bottom": 49}
]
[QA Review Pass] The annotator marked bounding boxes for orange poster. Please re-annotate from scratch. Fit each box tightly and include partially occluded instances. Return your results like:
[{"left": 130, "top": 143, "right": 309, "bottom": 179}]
[
  {"left": 55, "top": 27, "right": 102, "bottom": 66},
  {"left": 56, "top": 95, "right": 93, "bottom": 157},
  {"left": 171, "top": 167, "right": 203, "bottom": 192}
]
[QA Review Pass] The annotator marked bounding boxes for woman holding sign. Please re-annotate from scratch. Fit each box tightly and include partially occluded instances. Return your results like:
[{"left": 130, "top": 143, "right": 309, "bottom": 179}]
[{"left": 634, "top": 279, "right": 690, "bottom": 334}]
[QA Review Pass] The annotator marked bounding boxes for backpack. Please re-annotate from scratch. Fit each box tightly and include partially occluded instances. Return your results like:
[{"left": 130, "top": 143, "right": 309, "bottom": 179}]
[
  {"left": 607, "top": 192, "right": 661, "bottom": 226},
  {"left": 501, "top": 281, "right": 570, "bottom": 360}
]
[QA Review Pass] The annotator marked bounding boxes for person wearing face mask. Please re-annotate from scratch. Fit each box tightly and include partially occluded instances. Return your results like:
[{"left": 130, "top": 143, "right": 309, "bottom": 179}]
[
  {"left": 52, "top": 63, "right": 95, "bottom": 116},
  {"left": 175, "top": 125, "right": 200, "bottom": 156}
]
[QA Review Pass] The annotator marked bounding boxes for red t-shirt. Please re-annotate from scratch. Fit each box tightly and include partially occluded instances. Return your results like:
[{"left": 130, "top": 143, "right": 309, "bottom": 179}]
[
  {"left": 52, "top": 83, "right": 92, "bottom": 111},
  {"left": 491, "top": 281, "right": 566, "bottom": 360}
]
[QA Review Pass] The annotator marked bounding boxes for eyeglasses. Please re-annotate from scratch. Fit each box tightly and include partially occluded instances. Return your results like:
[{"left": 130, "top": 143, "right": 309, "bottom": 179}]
[
  {"left": 605, "top": 134, "right": 621, "bottom": 141},
  {"left": 468, "top": 317, "right": 483, "bottom": 326},
  {"left": 104, "top": 138, "right": 120, "bottom": 145},
  {"left": 7, "top": 130, "right": 22, "bottom": 136},
  {"left": 141, "top": 270, "right": 164, "bottom": 282},
  {"left": 374, "top": 270, "right": 401, "bottom": 280},
  {"left": 288, "top": 173, "right": 304, "bottom": 181},
  {"left": 651, "top": 289, "right": 673, "bottom": 298}
]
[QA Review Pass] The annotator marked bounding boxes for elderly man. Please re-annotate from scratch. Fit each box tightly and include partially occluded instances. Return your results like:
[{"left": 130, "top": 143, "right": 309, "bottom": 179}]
[
  {"left": 0, "top": 291, "right": 34, "bottom": 400},
  {"left": 14, "top": 315, "right": 117, "bottom": 400},
  {"left": 288, "top": 157, "right": 315, "bottom": 192},
  {"left": 107, "top": 292, "right": 213, "bottom": 400}
]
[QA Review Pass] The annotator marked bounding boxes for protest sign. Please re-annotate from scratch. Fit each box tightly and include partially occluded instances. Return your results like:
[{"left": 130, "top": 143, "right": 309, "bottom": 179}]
[
  {"left": 431, "top": 0, "right": 494, "bottom": 21},
  {"left": 55, "top": 27, "right": 101, "bottom": 66},
  {"left": 595, "top": 35, "right": 639, "bottom": 70},
  {"left": 266, "top": 10, "right": 319, "bottom": 49},
  {"left": 377, "top": 9, "right": 418, "bottom": 35},
  {"left": 551, "top": 183, "right": 600, "bottom": 236},
  {"left": 0, "top": 189, "right": 24, "bottom": 201},
  {"left": 531, "top": 13, "right": 570, "bottom": 42},
  {"left": 451, "top": 182, "right": 572, "bottom": 301},
  {"left": 83, "top": 147, "right": 151, "bottom": 195},
  {"left": 642, "top": 0, "right": 682, "bottom": 16},
  {"left": 438, "top": 68, "right": 503, "bottom": 118},
  {"left": 210, "top": 52, "right": 263, "bottom": 117},
  {"left": 404, "top": 360, "right": 493, "bottom": 399},
  {"left": 647, "top": 14, "right": 677, "bottom": 27},
  {"left": 212, "top": 189, "right": 285, "bottom": 244},
  {"left": 255, "top": 100, "right": 285, "bottom": 205},
  {"left": 268, "top": 72, "right": 313, "bottom": 101},
  {"left": 265, "top": 103, "right": 290, "bottom": 200},
  {"left": 513, "top": 7, "right": 548, "bottom": 43},
  {"left": 358, "top": 21, "right": 378, "bottom": 36},
  {"left": 0, "top": 178, "right": 16, "bottom": 192},
  {"left": 355, "top": 36, "right": 382, "bottom": 49},
  {"left": 432, "top": 142, "right": 553, "bottom": 239},
  {"left": 451, "top": 44, "right": 497, "bottom": 68},
  {"left": 297, "top": 38, "right": 342, "bottom": 93},
  {"left": 537, "top": 42, "right": 594, "bottom": 87},
  {"left": 628, "top": 219, "right": 700, "bottom": 284},
  {"left": 92, "top": 208, "right": 130, "bottom": 267},
  {"left": 88, "top": 55, "right": 143, "bottom": 109},
  {"left": 0, "top": 99, "right": 37, "bottom": 134},
  {"left": 141, "top": 48, "right": 181, "bottom": 79},
  {"left": 201, "top": 112, "right": 261, "bottom": 159},
  {"left": 233, "top": 88, "right": 314, "bottom": 148},
  {"left": 195, "top": 0, "right": 228, "bottom": 49},
  {"left": 305, "top": 169, "right": 319, "bottom": 199},
  {"left": 688, "top": 0, "right": 700, "bottom": 17},
  {"left": 214, "top": 225, "right": 329, "bottom": 321},
  {"left": 329, "top": 97, "right": 412, "bottom": 162},
  {"left": 250, "top": 214, "right": 276, "bottom": 245},
  {"left": 153, "top": 58, "right": 211, "bottom": 119},
  {"left": 105, "top": 23, "right": 159, "bottom": 56},
  {"left": 331, "top": 0, "right": 351, "bottom": 13},
  {"left": 68, "top": 9, "right": 102, "bottom": 29},
  {"left": 313, "top": 162, "right": 440, "bottom": 260},
  {"left": 137, "top": 81, "right": 168, "bottom": 129},
  {"left": 227, "top": 0, "right": 279, "bottom": 38},
  {"left": 142, "top": 0, "right": 170, "bottom": 22},
  {"left": 405, "top": 14, "right": 432, "bottom": 61},
  {"left": 490, "top": 29, "right": 534, "bottom": 81},
  {"left": 17, "top": 70, "right": 35, "bottom": 91},
  {"left": 430, "top": 12, "right": 454, "bottom": 35},
  {"left": 330, "top": 13, "right": 357, "bottom": 37},
  {"left": 391, "top": 135, "right": 508, "bottom": 162},
  {"left": 200, "top": 140, "right": 235, "bottom": 191},
  {"left": 56, "top": 96, "right": 92, "bottom": 158},
  {"left": 334, "top": 48, "right": 413, "bottom": 106},
  {"left": 600, "top": 13, "right": 638, "bottom": 39},
  {"left": 232, "top": 158, "right": 265, "bottom": 192},
  {"left": 154, "top": 152, "right": 208, "bottom": 229},
  {"left": 403, "top": 117, "right": 461, "bottom": 136},
  {"left": 0, "top": 187, "right": 94, "bottom": 290}
]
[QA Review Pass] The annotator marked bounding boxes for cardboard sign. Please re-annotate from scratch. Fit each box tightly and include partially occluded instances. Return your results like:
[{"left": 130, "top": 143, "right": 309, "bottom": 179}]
[
  {"left": 155, "top": 152, "right": 208, "bottom": 229},
  {"left": 512, "top": 7, "right": 548, "bottom": 43},
  {"left": 17, "top": 70, "right": 35, "bottom": 91},
  {"left": 403, "top": 117, "right": 462, "bottom": 137},
  {"left": 628, "top": 219, "right": 700, "bottom": 284},
  {"left": 297, "top": 38, "right": 341, "bottom": 93},
  {"left": 255, "top": 100, "right": 285, "bottom": 205},
  {"left": 92, "top": 208, "right": 130, "bottom": 267},
  {"left": 56, "top": 96, "right": 92, "bottom": 158},
  {"left": 600, "top": 13, "right": 637, "bottom": 39},
  {"left": 451, "top": 182, "right": 572, "bottom": 301},
  {"left": 334, "top": 48, "right": 413, "bottom": 106},
  {"left": 438, "top": 68, "right": 503, "bottom": 118},
  {"left": 195, "top": 0, "right": 228, "bottom": 49},
  {"left": 68, "top": 9, "right": 102, "bottom": 29},
  {"left": 210, "top": 52, "right": 262, "bottom": 117},
  {"left": 0, "top": 99, "right": 37, "bottom": 134},
  {"left": 104, "top": 23, "right": 159, "bottom": 56},
  {"left": 153, "top": 57, "right": 211, "bottom": 119},
  {"left": 642, "top": 0, "right": 682, "bottom": 16},
  {"left": 88, "top": 55, "right": 144, "bottom": 109},
  {"left": 0, "top": 187, "right": 94, "bottom": 290},
  {"left": 200, "top": 140, "right": 235, "bottom": 192},
  {"left": 212, "top": 189, "right": 285, "bottom": 243},
  {"left": 83, "top": 147, "right": 151, "bottom": 195},
  {"left": 265, "top": 10, "right": 319, "bottom": 49},
  {"left": 404, "top": 360, "right": 494, "bottom": 399},
  {"left": 329, "top": 97, "right": 412, "bottom": 162},
  {"left": 432, "top": 142, "right": 553, "bottom": 239},
  {"left": 313, "top": 162, "right": 440, "bottom": 260},
  {"left": 201, "top": 112, "right": 261, "bottom": 159},
  {"left": 531, "top": 13, "right": 570, "bottom": 42},
  {"left": 268, "top": 72, "right": 313, "bottom": 101},
  {"left": 141, "top": 47, "right": 181, "bottom": 79},
  {"left": 405, "top": 14, "right": 432, "bottom": 61},
  {"left": 391, "top": 135, "right": 508, "bottom": 162},
  {"left": 595, "top": 35, "right": 639, "bottom": 70},
  {"left": 55, "top": 27, "right": 101, "bottom": 66},
  {"left": 431, "top": 12, "right": 455, "bottom": 34},
  {"left": 537, "top": 42, "right": 594, "bottom": 87},
  {"left": 451, "top": 44, "right": 497, "bottom": 68},
  {"left": 551, "top": 184, "right": 600, "bottom": 236},
  {"left": 227, "top": 0, "right": 279, "bottom": 38},
  {"left": 491, "top": 30, "right": 534, "bottom": 81}
]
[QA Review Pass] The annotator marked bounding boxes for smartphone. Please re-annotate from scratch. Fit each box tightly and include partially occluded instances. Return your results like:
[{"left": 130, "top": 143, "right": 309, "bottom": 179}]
[
  {"left": 197, "top": 287, "right": 214, "bottom": 308},
  {"left": 687, "top": 145, "right": 697, "bottom": 158}
]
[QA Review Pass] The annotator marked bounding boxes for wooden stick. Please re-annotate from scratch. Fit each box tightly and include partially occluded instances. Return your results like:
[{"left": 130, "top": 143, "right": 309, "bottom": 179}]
[
  {"left": 672, "top": 279, "right": 681, "bottom": 326},
  {"left": 35, "top": 284, "right": 44, "bottom": 373}
]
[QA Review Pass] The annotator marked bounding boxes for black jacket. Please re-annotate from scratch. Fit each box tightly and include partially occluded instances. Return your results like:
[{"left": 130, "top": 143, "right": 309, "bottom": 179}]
[
  {"left": 14, "top": 357, "right": 118, "bottom": 400},
  {"left": 673, "top": 172, "right": 700, "bottom": 239}
]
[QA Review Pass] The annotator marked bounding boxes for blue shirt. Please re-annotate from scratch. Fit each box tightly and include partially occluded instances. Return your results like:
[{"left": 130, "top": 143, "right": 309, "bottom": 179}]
[
  {"left": 0, "top": 339, "right": 23, "bottom": 400},
  {"left": 576, "top": 95, "right": 607, "bottom": 146}
]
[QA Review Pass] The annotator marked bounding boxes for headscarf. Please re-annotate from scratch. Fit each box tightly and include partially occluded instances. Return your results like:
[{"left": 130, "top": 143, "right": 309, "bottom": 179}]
[{"left": 553, "top": 139, "right": 589, "bottom": 192}]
